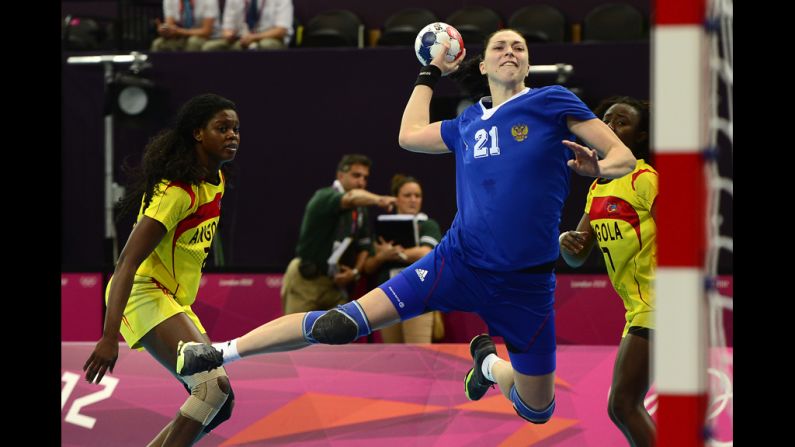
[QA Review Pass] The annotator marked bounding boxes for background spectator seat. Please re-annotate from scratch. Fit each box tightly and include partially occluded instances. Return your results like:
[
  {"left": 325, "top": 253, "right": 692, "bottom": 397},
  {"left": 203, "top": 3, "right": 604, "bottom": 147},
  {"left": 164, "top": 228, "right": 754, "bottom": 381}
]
[
  {"left": 508, "top": 4, "right": 567, "bottom": 43},
  {"left": 583, "top": 3, "right": 645, "bottom": 42},
  {"left": 302, "top": 9, "right": 364, "bottom": 48},
  {"left": 378, "top": 8, "right": 438, "bottom": 47},
  {"left": 445, "top": 6, "right": 502, "bottom": 46}
]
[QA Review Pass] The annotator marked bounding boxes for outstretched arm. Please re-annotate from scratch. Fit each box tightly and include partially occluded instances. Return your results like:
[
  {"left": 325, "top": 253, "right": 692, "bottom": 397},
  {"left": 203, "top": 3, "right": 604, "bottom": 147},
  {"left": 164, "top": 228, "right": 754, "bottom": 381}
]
[
  {"left": 341, "top": 189, "right": 396, "bottom": 211},
  {"left": 565, "top": 117, "right": 636, "bottom": 179},
  {"left": 398, "top": 43, "right": 466, "bottom": 154}
]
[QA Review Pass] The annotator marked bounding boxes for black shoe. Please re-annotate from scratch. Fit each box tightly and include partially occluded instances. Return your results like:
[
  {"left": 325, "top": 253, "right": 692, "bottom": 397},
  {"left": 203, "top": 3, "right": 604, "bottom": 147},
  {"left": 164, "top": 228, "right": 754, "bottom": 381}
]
[
  {"left": 176, "top": 341, "right": 223, "bottom": 375},
  {"left": 464, "top": 334, "right": 497, "bottom": 401}
]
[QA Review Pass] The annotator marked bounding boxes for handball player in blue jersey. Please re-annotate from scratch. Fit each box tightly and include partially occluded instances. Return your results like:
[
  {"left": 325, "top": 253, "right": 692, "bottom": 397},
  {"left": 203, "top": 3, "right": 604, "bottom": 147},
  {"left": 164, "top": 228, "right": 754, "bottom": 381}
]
[{"left": 177, "top": 29, "right": 636, "bottom": 425}]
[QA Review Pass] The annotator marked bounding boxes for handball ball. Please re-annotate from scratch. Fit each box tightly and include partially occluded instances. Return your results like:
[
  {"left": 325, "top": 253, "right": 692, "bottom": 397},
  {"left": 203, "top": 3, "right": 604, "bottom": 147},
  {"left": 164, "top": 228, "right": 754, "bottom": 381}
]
[{"left": 414, "top": 22, "right": 465, "bottom": 66}]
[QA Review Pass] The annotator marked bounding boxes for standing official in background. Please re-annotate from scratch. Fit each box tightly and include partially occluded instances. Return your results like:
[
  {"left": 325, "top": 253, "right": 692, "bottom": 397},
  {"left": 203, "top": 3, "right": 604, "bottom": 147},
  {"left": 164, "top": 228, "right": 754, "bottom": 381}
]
[{"left": 281, "top": 154, "right": 396, "bottom": 314}]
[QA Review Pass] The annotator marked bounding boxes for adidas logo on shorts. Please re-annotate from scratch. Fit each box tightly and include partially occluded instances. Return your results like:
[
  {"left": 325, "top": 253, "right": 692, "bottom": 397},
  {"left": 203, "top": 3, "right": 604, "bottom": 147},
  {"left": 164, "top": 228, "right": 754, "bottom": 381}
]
[{"left": 415, "top": 268, "right": 428, "bottom": 282}]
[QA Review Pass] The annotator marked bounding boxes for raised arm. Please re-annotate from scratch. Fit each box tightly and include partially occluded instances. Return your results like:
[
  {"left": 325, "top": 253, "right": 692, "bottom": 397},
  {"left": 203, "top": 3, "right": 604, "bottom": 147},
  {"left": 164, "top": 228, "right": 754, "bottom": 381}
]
[
  {"left": 565, "top": 117, "right": 637, "bottom": 179},
  {"left": 398, "top": 44, "right": 466, "bottom": 154}
]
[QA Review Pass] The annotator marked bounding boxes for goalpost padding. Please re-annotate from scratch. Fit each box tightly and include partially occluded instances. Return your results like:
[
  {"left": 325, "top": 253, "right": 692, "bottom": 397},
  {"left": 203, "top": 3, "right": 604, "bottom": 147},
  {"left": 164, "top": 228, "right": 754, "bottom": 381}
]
[{"left": 653, "top": 0, "right": 711, "bottom": 445}]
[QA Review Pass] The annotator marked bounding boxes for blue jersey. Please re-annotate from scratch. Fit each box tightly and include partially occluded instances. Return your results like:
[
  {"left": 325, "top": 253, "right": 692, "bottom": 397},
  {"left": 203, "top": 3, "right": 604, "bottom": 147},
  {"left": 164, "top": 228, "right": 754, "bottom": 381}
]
[{"left": 440, "top": 85, "right": 596, "bottom": 270}]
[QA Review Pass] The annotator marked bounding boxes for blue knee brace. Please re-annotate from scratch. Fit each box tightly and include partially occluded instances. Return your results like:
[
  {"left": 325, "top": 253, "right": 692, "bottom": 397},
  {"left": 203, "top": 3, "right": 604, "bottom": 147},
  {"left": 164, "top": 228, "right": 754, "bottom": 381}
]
[
  {"left": 302, "top": 301, "right": 372, "bottom": 345},
  {"left": 510, "top": 385, "right": 555, "bottom": 424}
]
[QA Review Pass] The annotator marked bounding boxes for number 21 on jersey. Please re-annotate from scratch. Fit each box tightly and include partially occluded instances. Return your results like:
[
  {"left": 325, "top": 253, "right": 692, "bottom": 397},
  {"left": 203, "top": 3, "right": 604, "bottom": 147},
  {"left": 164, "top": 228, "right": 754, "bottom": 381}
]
[{"left": 473, "top": 126, "right": 500, "bottom": 158}]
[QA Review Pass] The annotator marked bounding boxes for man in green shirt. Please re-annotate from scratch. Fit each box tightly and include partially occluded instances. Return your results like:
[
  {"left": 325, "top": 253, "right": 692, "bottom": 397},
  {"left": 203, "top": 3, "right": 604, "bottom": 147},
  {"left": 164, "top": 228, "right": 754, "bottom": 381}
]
[{"left": 281, "top": 154, "right": 397, "bottom": 314}]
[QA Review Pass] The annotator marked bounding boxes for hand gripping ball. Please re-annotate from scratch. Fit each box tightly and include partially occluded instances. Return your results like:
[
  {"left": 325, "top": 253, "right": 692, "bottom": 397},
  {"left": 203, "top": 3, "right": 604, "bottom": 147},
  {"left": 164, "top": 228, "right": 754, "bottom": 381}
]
[{"left": 414, "top": 22, "right": 465, "bottom": 66}]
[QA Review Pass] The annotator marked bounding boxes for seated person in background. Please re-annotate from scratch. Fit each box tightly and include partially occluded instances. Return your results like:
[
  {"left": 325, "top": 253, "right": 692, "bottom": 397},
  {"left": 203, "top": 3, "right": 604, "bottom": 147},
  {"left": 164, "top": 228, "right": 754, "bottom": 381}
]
[
  {"left": 364, "top": 174, "right": 444, "bottom": 343},
  {"left": 203, "top": 0, "right": 293, "bottom": 51},
  {"left": 151, "top": 0, "right": 220, "bottom": 51}
]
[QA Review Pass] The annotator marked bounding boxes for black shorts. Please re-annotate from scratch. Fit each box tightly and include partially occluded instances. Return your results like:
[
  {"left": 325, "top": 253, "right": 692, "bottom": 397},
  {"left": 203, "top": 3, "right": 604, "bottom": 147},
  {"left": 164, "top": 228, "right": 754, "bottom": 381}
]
[{"left": 627, "top": 326, "right": 652, "bottom": 340}]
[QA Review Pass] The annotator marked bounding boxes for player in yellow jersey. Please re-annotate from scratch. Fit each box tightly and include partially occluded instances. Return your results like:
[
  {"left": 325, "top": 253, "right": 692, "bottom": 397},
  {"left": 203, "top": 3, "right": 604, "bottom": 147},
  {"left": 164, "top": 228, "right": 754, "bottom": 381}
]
[
  {"left": 559, "top": 97, "right": 657, "bottom": 447},
  {"left": 83, "top": 93, "right": 240, "bottom": 446}
]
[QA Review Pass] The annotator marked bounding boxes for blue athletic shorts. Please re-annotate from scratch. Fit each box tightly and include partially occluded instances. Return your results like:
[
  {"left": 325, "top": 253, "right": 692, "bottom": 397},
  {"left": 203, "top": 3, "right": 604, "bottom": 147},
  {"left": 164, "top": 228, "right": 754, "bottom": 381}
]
[{"left": 378, "top": 239, "right": 556, "bottom": 375}]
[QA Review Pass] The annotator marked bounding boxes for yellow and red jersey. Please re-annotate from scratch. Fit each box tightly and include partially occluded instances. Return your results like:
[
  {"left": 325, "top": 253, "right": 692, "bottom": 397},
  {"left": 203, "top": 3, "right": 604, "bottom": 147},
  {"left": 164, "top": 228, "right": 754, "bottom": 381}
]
[
  {"left": 585, "top": 160, "right": 657, "bottom": 333},
  {"left": 135, "top": 172, "right": 224, "bottom": 305}
]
